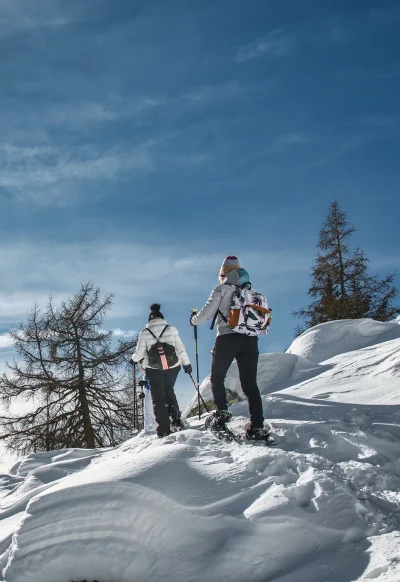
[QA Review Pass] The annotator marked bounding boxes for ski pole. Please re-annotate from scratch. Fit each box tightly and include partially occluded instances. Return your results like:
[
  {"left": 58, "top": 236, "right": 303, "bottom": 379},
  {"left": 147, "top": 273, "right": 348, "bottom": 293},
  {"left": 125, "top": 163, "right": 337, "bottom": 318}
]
[
  {"left": 191, "top": 309, "right": 202, "bottom": 420},
  {"left": 189, "top": 373, "right": 210, "bottom": 414}
]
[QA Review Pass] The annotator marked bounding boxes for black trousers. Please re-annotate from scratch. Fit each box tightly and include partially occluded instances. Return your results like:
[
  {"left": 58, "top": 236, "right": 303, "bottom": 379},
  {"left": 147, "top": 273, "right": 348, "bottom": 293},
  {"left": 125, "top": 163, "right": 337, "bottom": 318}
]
[
  {"left": 210, "top": 334, "right": 264, "bottom": 429},
  {"left": 146, "top": 366, "right": 181, "bottom": 436}
]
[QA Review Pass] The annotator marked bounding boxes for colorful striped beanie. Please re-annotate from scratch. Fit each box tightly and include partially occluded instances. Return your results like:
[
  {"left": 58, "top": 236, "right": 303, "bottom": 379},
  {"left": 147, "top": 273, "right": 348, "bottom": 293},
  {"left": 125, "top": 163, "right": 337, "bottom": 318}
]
[{"left": 219, "top": 256, "right": 240, "bottom": 281}]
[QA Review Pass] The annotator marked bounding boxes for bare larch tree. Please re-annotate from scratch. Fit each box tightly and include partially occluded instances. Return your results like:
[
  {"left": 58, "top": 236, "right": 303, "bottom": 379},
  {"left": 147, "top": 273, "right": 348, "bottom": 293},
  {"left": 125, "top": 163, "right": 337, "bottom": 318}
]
[{"left": 0, "top": 283, "right": 137, "bottom": 454}]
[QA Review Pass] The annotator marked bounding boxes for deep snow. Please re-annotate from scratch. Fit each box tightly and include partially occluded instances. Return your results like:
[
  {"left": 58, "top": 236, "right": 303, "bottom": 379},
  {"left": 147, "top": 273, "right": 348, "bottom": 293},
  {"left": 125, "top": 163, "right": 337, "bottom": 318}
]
[
  {"left": 1, "top": 318, "right": 400, "bottom": 582},
  {"left": 286, "top": 318, "right": 400, "bottom": 363}
]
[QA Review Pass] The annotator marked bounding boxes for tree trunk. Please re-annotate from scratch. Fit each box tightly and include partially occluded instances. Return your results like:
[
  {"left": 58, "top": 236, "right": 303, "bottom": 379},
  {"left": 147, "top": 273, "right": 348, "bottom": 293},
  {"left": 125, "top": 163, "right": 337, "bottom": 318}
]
[
  {"left": 45, "top": 392, "right": 50, "bottom": 451},
  {"left": 74, "top": 326, "right": 96, "bottom": 448},
  {"left": 334, "top": 209, "right": 346, "bottom": 298}
]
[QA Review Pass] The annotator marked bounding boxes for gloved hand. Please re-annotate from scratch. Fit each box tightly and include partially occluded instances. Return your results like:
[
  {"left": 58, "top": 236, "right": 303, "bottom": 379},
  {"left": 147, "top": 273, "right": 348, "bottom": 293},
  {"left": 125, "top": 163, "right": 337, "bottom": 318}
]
[
  {"left": 129, "top": 357, "right": 135, "bottom": 366},
  {"left": 138, "top": 392, "right": 145, "bottom": 400},
  {"left": 190, "top": 309, "right": 197, "bottom": 326},
  {"left": 183, "top": 364, "right": 193, "bottom": 375}
]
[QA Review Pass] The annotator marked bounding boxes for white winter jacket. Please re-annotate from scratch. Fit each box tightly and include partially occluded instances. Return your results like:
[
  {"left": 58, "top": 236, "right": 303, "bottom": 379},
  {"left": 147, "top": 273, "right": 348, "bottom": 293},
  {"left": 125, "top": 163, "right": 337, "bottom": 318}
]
[{"left": 131, "top": 318, "right": 191, "bottom": 370}]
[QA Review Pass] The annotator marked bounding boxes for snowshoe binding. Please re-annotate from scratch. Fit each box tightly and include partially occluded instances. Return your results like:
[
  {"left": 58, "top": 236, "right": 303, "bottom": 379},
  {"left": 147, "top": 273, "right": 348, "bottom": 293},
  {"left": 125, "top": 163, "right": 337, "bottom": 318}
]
[
  {"left": 169, "top": 405, "right": 186, "bottom": 432},
  {"left": 205, "top": 410, "right": 238, "bottom": 442},
  {"left": 170, "top": 418, "right": 186, "bottom": 433},
  {"left": 242, "top": 424, "right": 275, "bottom": 446}
]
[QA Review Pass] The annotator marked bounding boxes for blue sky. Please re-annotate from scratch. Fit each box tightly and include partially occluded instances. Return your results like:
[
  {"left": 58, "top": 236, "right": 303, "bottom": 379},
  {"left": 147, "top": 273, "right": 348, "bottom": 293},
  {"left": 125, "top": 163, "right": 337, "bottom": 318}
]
[{"left": 0, "top": 0, "right": 399, "bottom": 408}]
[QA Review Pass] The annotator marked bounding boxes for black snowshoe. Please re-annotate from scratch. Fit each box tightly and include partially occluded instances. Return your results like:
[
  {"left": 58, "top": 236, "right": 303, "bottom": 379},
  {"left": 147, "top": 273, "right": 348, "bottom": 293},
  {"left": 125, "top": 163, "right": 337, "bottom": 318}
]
[
  {"left": 170, "top": 419, "right": 186, "bottom": 433},
  {"left": 205, "top": 412, "right": 275, "bottom": 446},
  {"left": 169, "top": 405, "right": 186, "bottom": 432},
  {"left": 242, "top": 423, "right": 275, "bottom": 445},
  {"left": 204, "top": 411, "right": 237, "bottom": 442}
]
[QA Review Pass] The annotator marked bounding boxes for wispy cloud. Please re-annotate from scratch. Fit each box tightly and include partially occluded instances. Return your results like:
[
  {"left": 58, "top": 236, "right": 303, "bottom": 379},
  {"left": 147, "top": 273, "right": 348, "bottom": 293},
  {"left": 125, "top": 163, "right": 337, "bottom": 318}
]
[
  {"left": 270, "top": 133, "right": 309, "bottom": 154},
  {"left": 182, "top": 82, "right": 246, "bottom": 103},
  {"left": 0, "top": 0, "right": 74, "bottom": 37},
  {"left": 0, "top": 240, "right": 313, "bottom": 328},
  {"left": 235, "top": 29, "right": 295, "bottom": 63},
  {"left": 36, "top": 84, "right": 245, "bottom": 130},
  {"left": 46, "top": 97, "right": 165, "bottom": 128},
  {"left": 112, "top": 328, "right": 137, "bottom": 338},
  {"left": 0, "top": 142, "right": 156, "bottom": 204},
  {"left": 0, "top": 135, "right": 209, "bottom": 205},
  {"left": 314, "top": 113, "right": 400, "bottom": 167}
]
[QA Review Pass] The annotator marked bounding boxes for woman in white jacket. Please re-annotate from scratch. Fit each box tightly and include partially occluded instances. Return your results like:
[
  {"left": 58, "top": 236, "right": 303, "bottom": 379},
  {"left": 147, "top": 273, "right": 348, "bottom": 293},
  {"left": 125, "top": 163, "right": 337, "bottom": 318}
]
[{"left": 130, "top": 304, "right": 192, "bottom": 437}]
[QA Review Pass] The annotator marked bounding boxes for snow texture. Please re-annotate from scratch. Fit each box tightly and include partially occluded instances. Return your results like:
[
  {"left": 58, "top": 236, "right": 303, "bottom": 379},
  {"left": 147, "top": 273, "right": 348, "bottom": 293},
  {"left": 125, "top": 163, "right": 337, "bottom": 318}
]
[
  {"left": 1, "top": 318, "right": 400, "bottom": 582},
  {"left": 286, "top": 318, "right": 400, "bottom": 363}
]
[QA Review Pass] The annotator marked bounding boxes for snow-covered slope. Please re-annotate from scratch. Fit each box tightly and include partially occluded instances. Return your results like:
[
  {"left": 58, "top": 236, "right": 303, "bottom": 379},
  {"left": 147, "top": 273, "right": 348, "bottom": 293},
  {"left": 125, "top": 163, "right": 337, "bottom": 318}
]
[
  {"left": 1, "top": 319, "right": 400, "bottom": 582},
  {"left": 183, "top": 351, "right": 331, "bottom": 416},
  {"left": 286, "top": 318, "right": 400, "bottom": 363}
]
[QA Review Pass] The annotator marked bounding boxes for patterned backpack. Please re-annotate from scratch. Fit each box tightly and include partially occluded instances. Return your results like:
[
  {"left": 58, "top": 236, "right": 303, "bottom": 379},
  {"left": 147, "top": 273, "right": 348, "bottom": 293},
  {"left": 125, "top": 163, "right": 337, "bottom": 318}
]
[
  {"left": 228, "top": 287, "right": 272, "bottom": 336},
  {"left": 146, "top": 326, "right": 179, "bottom": 370}
]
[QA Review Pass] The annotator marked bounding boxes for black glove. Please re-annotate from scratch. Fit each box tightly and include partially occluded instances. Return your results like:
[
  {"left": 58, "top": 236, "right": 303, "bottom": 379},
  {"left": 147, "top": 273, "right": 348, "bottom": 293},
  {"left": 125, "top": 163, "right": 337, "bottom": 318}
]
[
  {"left": 138, "top": 392, "right": 145, "bottom": 400},
  {"left": 129, "top": 357, "right": 135, "bottom": 366},
  {"left": 183, "top": 364, "right": 192, "bottom": 375}
]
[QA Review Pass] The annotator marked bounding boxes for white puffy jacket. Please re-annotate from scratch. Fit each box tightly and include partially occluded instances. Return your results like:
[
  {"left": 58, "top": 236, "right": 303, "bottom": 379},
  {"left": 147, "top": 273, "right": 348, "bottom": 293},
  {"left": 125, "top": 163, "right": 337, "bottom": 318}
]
[{"left": 131, "top": 318, "right": 191, "bottom": 370}]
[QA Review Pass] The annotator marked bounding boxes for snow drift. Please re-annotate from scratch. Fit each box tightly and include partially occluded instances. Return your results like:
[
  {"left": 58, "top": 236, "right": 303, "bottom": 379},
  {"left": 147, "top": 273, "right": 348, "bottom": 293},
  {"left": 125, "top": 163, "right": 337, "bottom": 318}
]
[
  {"left": 1, "top": 318, "right": 400, "bottom": 582},
  {"left": 286, "top": 318, "right": 400, "bottom": 363}
]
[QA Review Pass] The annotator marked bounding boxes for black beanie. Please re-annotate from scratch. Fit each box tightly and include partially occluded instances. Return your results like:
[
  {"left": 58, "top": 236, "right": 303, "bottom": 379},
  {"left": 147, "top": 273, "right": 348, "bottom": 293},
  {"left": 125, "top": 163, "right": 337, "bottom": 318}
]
[{"left": 148, "top": 303, "right": 164, "bottom": 321}]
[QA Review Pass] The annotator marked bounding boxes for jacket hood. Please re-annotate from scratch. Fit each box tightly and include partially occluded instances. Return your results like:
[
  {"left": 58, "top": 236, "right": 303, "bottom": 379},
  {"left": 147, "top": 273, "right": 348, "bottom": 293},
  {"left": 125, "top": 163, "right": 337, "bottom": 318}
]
[
  {"left": 224, "top": 268, "right": 250, "bottom": 287},
  {"left": 145, "top": 318, "right": 168, "bottom": 328}
]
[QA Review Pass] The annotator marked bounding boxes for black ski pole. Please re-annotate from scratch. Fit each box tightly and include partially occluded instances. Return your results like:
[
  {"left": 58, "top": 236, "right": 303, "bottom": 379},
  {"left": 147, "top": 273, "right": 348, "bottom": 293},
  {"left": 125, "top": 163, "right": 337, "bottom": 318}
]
[
  {"left": 191, "top": 309, "right": 202, "bottom": 420},
  {"left": 189, "top": 373, "right": 210, "bottom": 414}
]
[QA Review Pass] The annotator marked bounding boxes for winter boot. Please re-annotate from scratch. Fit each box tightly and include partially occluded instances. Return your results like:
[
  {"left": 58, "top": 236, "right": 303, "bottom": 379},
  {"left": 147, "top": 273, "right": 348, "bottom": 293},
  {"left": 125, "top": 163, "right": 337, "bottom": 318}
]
[
  {"left": 169, "top": 405, "right": 184, "bottom": 431},
  {"left": 206, "top": 410, "right": 233, "bottom": 430},
  {"left": 244, "top": 424, "right": 272, "bottom": 442}
]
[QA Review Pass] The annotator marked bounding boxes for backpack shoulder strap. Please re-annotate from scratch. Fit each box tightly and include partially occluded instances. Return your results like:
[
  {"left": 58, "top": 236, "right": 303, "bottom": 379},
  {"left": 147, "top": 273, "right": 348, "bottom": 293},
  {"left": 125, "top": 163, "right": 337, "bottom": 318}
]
[
  {"left": 210, "top": 284, "right": 237, "bottom": 330},
  {"left": 146, "top": 328, "right": 158, "bottom": 340},
  {"left": 158, "top": 325, "right": 169, "bottom": 339},
  {"left": 210, "top": 309, "right": 228, "bottom": 330}
]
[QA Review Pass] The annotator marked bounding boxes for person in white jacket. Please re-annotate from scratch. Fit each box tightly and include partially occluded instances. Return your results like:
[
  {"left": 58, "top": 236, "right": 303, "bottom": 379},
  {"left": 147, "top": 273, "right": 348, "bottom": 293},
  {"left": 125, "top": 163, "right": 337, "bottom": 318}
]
[{"left": 130, "top": 304, "right": 192, "bottom": 438}]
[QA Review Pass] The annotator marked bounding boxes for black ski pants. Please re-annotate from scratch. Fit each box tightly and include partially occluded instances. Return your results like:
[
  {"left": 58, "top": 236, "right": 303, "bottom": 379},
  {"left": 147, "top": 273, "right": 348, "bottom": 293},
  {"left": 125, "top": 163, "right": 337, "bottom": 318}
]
[
  {"left": 210, "top": 334, "right": 264, "bottom": 429},
  {"left": 146, "top": 366, "right": 181, "bottom": 437}
]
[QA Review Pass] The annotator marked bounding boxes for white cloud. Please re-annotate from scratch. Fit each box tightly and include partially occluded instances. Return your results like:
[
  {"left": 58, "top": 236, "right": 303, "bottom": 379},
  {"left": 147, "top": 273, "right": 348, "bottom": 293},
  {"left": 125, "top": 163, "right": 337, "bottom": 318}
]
[
  {"left": 236, "top": 29, "right": 295, "bottom": 63},
  {"left": 0, "top": 240, "right": 313, "bottom": 328},
  {"left": 0, "top": 333, "right": 14, "bottom": 349},
  {"left": 112, "top": 328, "right": 137, "bottom": 338},
  {"left": 0, "top": 142, "right": 156, "bottom": 196},
  {"left": 0, "top": 130, "right": 210, "bottom": 205}
]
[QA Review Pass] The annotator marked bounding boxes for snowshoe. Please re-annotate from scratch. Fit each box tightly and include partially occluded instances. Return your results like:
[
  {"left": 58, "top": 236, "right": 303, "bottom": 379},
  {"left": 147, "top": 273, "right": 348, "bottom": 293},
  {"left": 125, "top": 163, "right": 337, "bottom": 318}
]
[
  {"left": 205, "top": 411, "right": 238, "bottom": 442},
  {"left": 168, "top": 405, "right": 186, "bottom": 432},
  {"left": 205, "top": 410, "right": 232, "bottom": 429},
  {"left": 170, "top": 418, "right": 187, "bottom": 433},
  {"left": 242, "top": 424, "right": 275, "bottom": 446}
]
